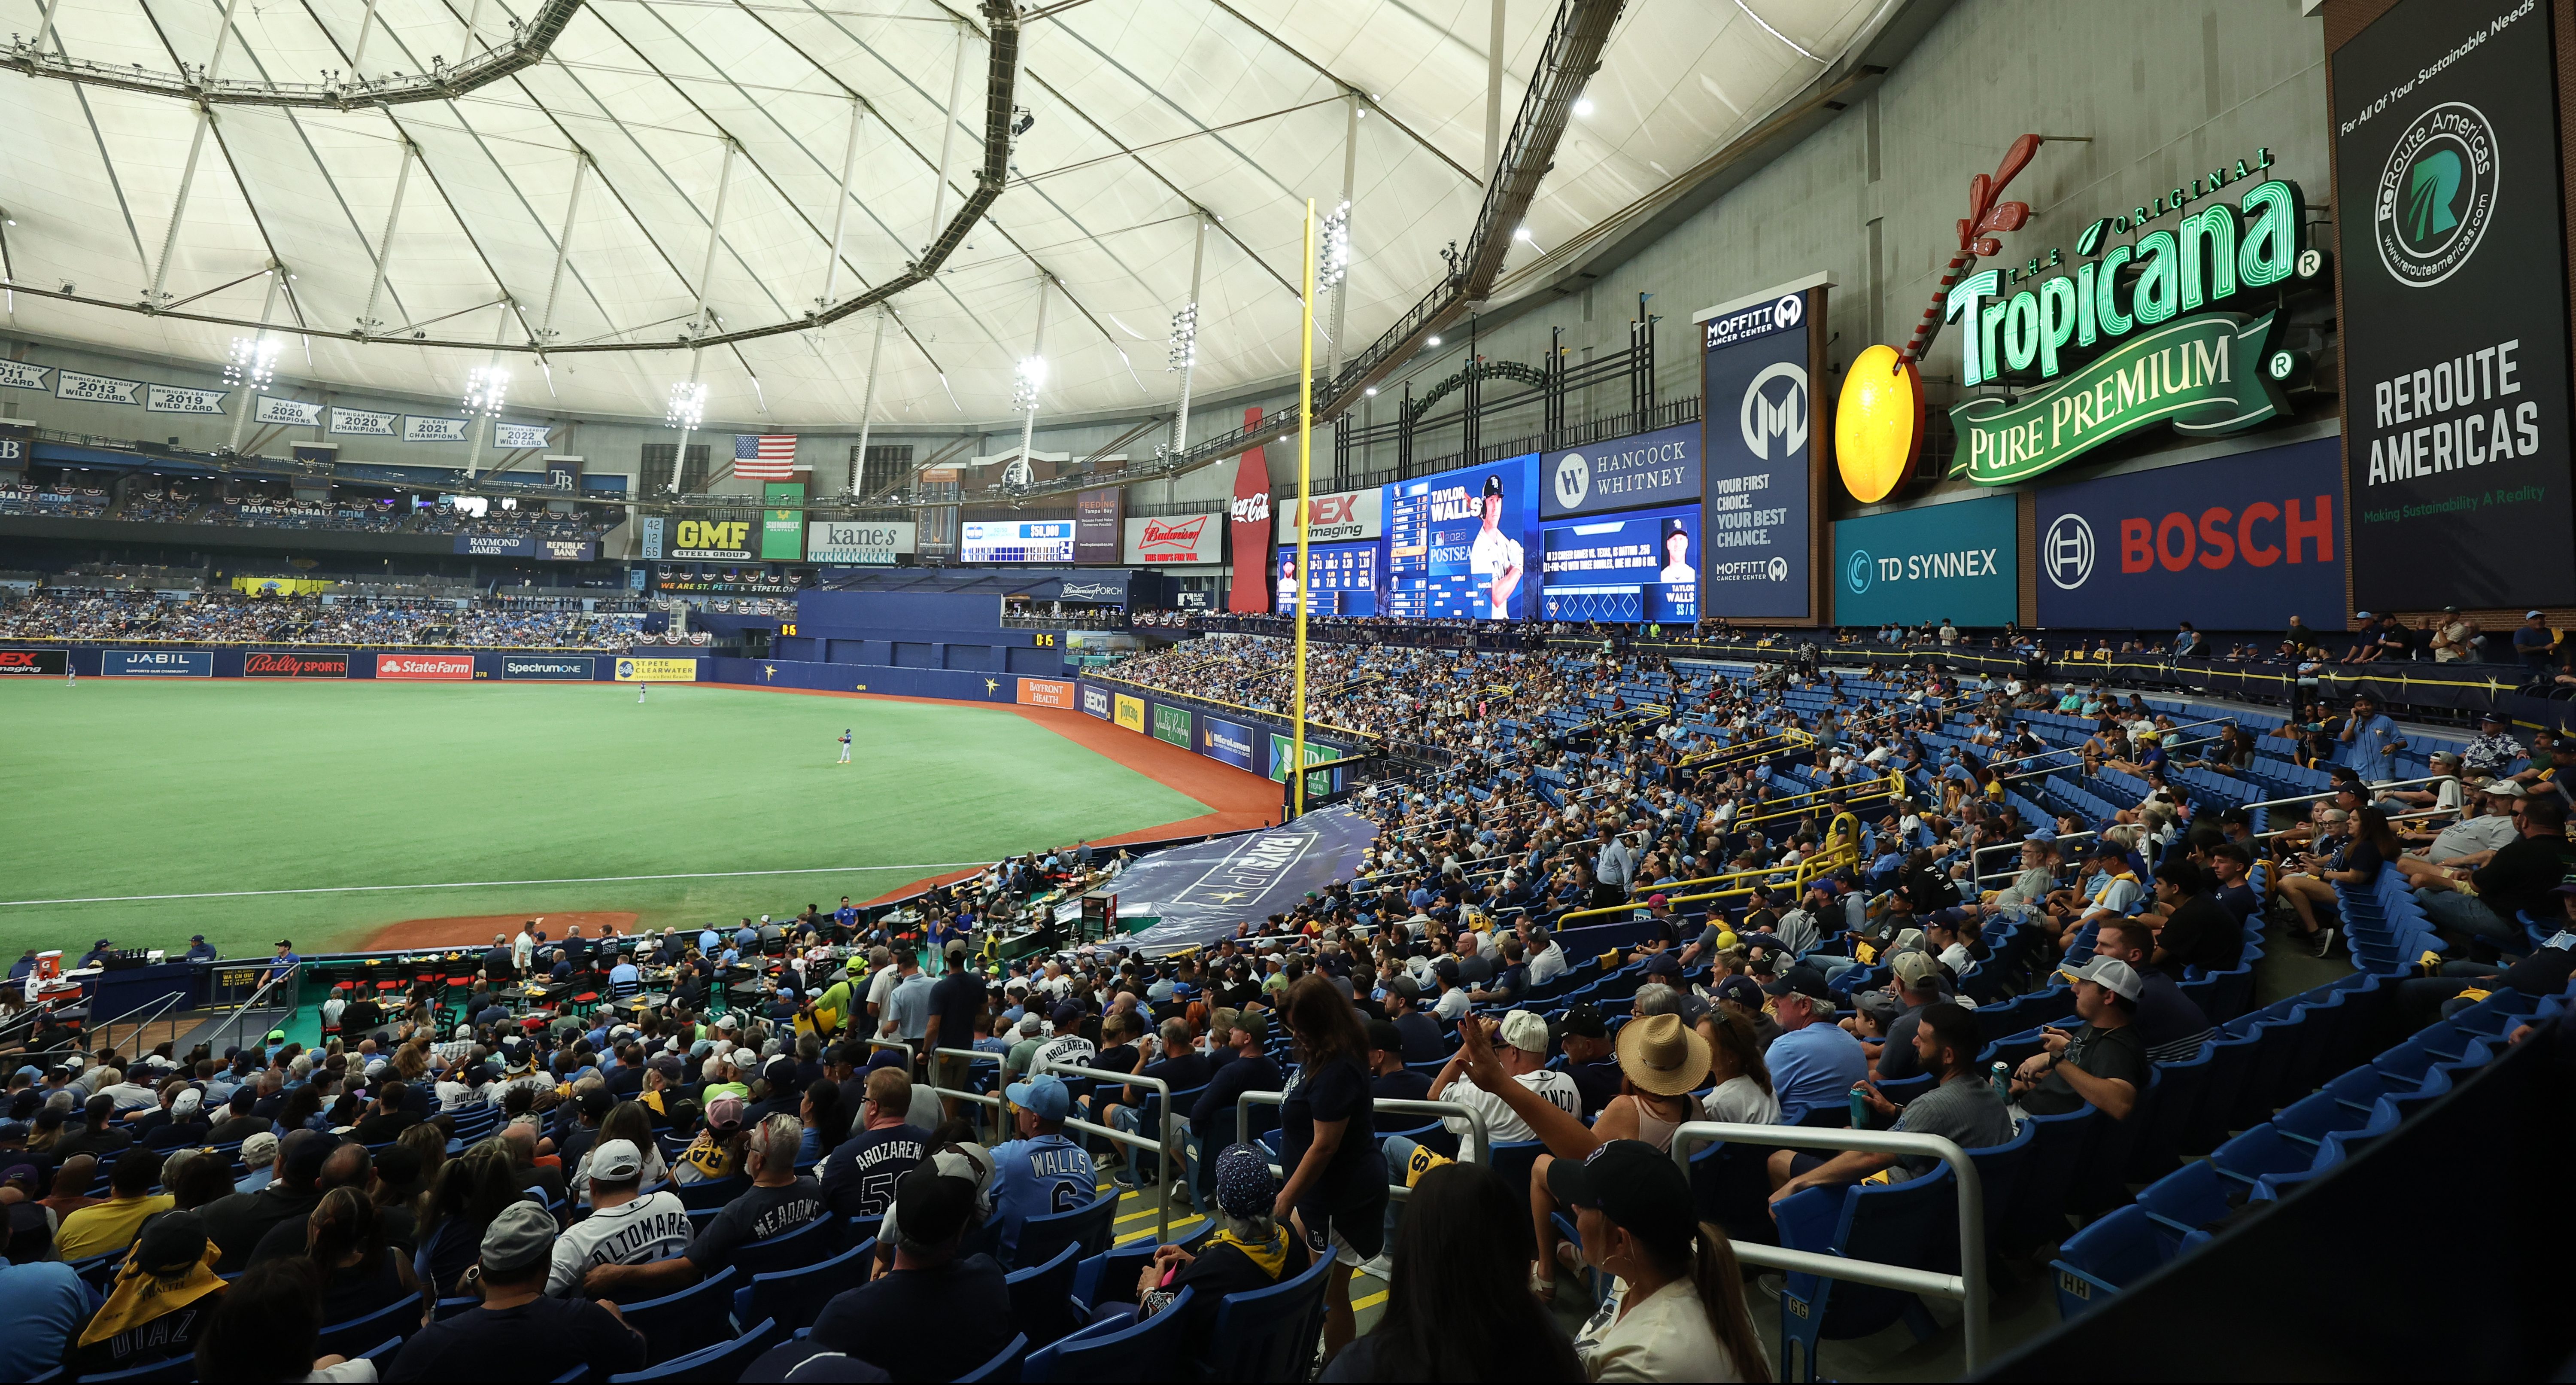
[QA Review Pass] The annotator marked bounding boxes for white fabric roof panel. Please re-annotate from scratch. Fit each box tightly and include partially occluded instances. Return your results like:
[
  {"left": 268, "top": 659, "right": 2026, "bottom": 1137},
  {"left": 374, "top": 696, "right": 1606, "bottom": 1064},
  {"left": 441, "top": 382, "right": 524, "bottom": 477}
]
[{"left": 0, "top": 0, "right": 1889, "bottom": 429}]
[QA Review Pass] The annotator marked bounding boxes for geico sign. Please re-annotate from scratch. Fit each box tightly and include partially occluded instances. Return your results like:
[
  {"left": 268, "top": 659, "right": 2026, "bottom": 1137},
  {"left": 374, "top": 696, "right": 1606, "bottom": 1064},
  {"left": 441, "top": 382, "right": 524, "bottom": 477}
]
[
  {"left": 1230, "top": 494, "right": 1271, "bottom": 524},
  {"left": 674, "top": 520, "right": 751, "bottom": 550}
]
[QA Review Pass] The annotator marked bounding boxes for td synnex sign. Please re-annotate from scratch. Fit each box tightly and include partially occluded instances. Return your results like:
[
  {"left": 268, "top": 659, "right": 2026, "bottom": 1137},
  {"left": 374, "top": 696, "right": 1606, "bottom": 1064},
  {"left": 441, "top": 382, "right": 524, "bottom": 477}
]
[{"left": 1832, "top": 494, "right": 2018, "bottom": 628}]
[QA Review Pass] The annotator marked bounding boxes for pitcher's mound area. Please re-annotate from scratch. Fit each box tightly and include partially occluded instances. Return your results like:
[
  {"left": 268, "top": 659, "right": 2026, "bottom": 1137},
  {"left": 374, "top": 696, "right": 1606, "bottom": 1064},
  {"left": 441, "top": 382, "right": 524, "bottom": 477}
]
[{"left": 364, "top": 912, "right": 639, "bottom": 951}]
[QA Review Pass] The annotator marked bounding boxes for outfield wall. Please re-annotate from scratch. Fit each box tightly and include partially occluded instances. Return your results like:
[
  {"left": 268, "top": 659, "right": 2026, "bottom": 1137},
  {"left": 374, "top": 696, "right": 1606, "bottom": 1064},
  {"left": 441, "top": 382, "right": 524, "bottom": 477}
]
[{"left": 0, "top": 645, "right": 622, "bottom": 681}]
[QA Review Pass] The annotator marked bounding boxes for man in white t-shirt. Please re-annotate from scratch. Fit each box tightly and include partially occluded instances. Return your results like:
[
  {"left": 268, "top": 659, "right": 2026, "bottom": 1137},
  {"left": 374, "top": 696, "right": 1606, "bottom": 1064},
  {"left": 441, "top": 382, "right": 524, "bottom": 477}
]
[
  {"left": 547, "top": 1139, "right": 691, "bottom": 1297},
  {"left": 512, "top": 923, "right": 538, "bottom": 976},
  {"left": 1423, "top": 1010, "right": 1581, "bottom": 1164}
]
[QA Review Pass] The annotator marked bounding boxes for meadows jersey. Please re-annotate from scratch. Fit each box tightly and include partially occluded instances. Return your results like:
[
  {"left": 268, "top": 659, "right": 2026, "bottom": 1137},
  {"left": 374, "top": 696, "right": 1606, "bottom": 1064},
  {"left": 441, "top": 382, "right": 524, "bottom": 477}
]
[
  {"left": 547, "top": 1190, "right": 691, "bottom": 1297},
  {"left": 990, "top": 1132, "right": 1096, "bottom": 1260}
]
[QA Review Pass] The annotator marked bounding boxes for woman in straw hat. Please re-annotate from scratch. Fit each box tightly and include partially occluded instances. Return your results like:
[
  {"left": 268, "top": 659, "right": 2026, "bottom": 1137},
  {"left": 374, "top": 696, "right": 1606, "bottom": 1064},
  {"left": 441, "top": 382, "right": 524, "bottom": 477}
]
[{"left": 1528, "top": 1012, "right": 1709, "bottom": 1303}]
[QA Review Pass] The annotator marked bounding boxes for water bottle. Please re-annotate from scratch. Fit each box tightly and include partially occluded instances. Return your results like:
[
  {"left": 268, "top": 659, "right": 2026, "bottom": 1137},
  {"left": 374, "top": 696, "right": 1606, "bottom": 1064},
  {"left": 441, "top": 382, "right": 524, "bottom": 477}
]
[
  {"left": 1989, "top": 1061, "right": 2012, "bottom": 1103},
  {"left": 1847, "top": 1082, "right": 1870, "bottom": 1129}
]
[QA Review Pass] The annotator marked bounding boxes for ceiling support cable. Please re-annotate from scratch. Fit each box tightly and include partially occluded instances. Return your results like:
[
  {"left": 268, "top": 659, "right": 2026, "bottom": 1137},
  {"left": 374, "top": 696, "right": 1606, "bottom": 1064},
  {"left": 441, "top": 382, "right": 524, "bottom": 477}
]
[
  {"left": 141, "top": 0, "right": 248, "bottom": 308},
  {"left": 667, "top": 137, "right": 736, "bottom": 493},
  {"left": 927, "top": 19, "right": 973, "bottom": 251},
  {"left": 347, "top": 0, "right": 382, "bottom": 73},
  {"left": 817, "top": 97, "right": 863, "bottom": 309},
  {"left": 1011, "top": 272, "right": 1050, "bottom": 479},
  {"left": 533, "top": 149, "right": 591, "bottom": 393},
  {"left": 355, "top": 141, "right": 418, "bottom": 335},
  {"left": 849, "top": 305, "right": 886, "bottom": 496},
  {"left": 462, "top": 296, "right": 514, "bottom": 476}
]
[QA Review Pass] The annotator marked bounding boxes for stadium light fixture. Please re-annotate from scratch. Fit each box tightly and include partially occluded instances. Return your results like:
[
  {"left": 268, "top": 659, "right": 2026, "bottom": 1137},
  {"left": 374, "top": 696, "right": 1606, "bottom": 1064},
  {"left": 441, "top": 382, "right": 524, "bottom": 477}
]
[
  {"left": 1012, "top": 354, "right": 1047, "bottom": 412},
  {"left": 1165, "top": 301, "right": 1198, "bottom": 371},
  {"left": 1427, "top": 335, "right": 1442, "bottom": 347},
  {"left": 1319, "top": 201, "right": 1352, "bottom": 291},
  {"left": 461, "top": 364, "right": 510, "bottom": 417},
  {"left": 664, "top": 380, "right": 707, "bottom": 429},
  {"left": 223, "top": 335, "right": 280, "bottom": 390},
  {"left": 1574, "top": 97, "right": 1595, "bottom": 117}
]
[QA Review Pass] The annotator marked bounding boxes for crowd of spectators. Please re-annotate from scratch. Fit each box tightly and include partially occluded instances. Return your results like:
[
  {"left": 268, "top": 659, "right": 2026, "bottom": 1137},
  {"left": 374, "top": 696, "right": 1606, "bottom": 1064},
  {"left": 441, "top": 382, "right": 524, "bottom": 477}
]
[
  {"left": 0, "top": 483, "right": 110, "bottom": 517},
  {"left": 0, "top": 590, "right": 642, "bottom": 650}
]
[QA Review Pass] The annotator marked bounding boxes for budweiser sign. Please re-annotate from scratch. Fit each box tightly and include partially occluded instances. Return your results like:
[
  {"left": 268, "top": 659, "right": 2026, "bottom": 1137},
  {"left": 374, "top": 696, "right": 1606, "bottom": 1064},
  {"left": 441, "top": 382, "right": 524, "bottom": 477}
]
[
  {"left": 1123, "top": 513, "right": 1218, "bottom": 564},
  {"left": 245, "top": 650, "right": 350, "bottom": 679}
]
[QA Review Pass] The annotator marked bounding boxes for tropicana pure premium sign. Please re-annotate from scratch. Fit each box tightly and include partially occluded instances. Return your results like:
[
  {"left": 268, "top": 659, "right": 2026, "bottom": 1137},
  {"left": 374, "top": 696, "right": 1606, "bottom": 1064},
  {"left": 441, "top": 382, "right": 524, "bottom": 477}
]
[{"left": 1943, "top": 152, "right": 2321, "bottom": 484}]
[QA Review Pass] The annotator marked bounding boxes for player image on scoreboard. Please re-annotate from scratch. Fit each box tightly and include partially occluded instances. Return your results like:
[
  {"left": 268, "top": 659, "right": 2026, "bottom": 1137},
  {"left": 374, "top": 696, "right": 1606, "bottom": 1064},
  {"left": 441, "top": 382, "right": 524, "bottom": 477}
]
[
  {"left": 1274, "top": 540, "right": 1380, "bottom": 617},
  {"left": 1383, "top": 454, "right": 1538, "bottom": 621},
  {"left": 1539, "top": 503, "right": 1701, "bottom": 624}
]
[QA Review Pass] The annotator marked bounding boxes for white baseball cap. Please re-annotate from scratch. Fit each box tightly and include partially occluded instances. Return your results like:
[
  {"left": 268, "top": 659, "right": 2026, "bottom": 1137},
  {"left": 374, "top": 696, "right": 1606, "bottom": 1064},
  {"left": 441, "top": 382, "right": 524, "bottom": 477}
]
[{"left": 1498, "top": 1010, "right": 1551, "bottom": 1054}]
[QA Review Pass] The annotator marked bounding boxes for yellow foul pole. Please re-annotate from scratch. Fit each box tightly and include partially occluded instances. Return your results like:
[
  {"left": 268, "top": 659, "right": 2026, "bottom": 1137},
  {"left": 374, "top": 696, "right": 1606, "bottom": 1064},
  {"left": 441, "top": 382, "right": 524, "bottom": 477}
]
[{"left": 1291, "top": 197, "right": 1317, "bottom": 819}]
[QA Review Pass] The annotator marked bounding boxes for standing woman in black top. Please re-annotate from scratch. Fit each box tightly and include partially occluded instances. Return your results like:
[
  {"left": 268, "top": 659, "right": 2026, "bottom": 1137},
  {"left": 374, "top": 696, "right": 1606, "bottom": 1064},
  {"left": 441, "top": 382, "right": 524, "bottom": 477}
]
[{"left": 1276, "top": 974, "right": 1387, "bottom": 1364}]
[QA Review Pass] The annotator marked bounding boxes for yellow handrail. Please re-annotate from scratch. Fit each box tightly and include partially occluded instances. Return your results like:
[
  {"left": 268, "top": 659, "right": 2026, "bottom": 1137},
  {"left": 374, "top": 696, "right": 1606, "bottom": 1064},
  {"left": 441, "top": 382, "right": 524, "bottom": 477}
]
[
  {"left": 1730, "top": 769, "right": 1908, "bottom": 828},
  {"left": 1553, "top": 810, "right": 1862, "bottom": 925}
]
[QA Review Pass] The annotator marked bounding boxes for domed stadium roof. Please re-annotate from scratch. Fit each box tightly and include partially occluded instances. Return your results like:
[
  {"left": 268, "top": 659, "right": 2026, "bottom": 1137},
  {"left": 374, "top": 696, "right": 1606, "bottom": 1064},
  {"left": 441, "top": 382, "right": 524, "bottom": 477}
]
[{"left": 0, "top": 0, "right": 1893, "bottom": 429}]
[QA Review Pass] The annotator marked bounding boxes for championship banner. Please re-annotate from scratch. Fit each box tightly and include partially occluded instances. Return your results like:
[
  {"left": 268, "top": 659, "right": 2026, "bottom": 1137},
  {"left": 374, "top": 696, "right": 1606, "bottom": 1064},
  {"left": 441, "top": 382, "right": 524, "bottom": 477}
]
[
  {"left": 145, "top": 384, "right": 229, "bottom": 415},
  {"left": 375, "top": 653, "right": 474, "bottom": 681},
  {"left": 244, "top": 651, "right": 349, "bottom": 678},
  {"left": 56, "top": 369, "right": 142, "bottom": 405},
  {"left": 103, "top": 649, "right": 212, "bottom": 677},
  {"left": 1081, "top": 684, "right": 1112, "bottom": 720},
  {"left": 1113, "top": 693, "right": 1145, "bottom": 733},
  {"left": 1016, "top": 677, "right": 1074, "bottom": 708},
  {"left": 494, "top": 422, "right": 553, "bottom": 450},
  {"left": 1198, "top": 715, "right": 1256, "bottom": 771},
  {"left": 403, "top": 415, "right": 470, "bottom": 444},
  {"left": 1099, "top": 807, "right": 1378, "bottom": 954},
  {"left": 0, "top": 361, "right": 49, "bottom": 391},
  {"left": 614, "top": 657, "right": 700, "bottom": 682},
  {"left": 255, "top": 396, "right": 324, "bottom": 426},
  {"left": 1953, "top": 313, "right": 2283, "bottom": 485},
  {"left": 331, "top": 407, "right": 398, "bottom": 437},
  {"left": 502, "top": 655, "right": 595, "bottom": 680},
  {"left": 0, "top": 648, "right": 67, "bottom": 676},
  {"left": 1152, "top": 703, "right": 1191, "bottom": 747}
]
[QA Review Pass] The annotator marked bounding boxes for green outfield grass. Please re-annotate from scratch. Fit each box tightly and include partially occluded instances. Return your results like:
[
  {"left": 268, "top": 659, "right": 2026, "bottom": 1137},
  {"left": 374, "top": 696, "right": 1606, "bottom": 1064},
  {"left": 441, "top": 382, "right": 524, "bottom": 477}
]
[{"left": 0, "top": 679, "right": 1205, "bottom": 960}]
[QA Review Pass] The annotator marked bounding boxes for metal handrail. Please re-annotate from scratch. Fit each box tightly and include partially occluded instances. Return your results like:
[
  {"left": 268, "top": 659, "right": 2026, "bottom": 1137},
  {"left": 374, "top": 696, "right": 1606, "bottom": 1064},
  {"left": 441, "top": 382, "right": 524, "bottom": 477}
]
[
  {"left": 1234, "top": 1090, "right": 1494, "bottom": 1194},
  {"left": 207, "top": 962, "right": 302, "bottom": 1060},
  {"left": 1552, "top": 810, "right": 1863, "bottom": 927},
  {"left": 1669, "top": 1121, "right": 1988, "bottom": 1373},
  {"left": 89, "top": 988, "right": 189, "bottom": 1060},
  {"left": 912, "top": 1043, "right": 1183, "bottom": 1244}
]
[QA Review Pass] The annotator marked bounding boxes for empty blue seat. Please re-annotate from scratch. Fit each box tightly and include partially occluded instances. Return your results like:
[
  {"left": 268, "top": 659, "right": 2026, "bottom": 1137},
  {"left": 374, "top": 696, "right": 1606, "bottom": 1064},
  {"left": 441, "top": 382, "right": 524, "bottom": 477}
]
[
  {"left": 1005, "top": 1242, "right": 1087, "bottom": 1349},
  {"left": 620, "top": 1264, "right": 739, "bottom": 1365},
  {"left": 1203, "top": 1249, "right": 1334, "bottom": 1383},
  {"left": 1774, "top": 1165, "right": 1962, "bottom": 1381},
  {"left": 1021, "top": 1288, "right": 1194, "bottom": 1383},
  {"left": 1011, "top": 1190, "right": 1117, "bottom": 1271},
  {"left": 957, "top": 1331, "right": 1029, "bottom": 1383},
  {"left": 2049, "top": 1204, "right": 2173, "bottom": 1319},
  {"left": 605, "top": 1318, "right": 779, "bottom": 1384},
  {"left": 318, "top": 1294, "right": 419, "bottom": 1360},
  {"left": 739, "top": 1241, "right": 871, "bottom": 1335}
]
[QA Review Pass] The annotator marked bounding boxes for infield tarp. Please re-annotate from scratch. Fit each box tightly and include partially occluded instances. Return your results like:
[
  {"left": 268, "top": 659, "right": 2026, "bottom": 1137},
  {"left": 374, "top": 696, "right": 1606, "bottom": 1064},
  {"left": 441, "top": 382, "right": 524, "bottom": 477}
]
[{"left": 1072, "top": 807, "right": 1378, "bottom": 955}]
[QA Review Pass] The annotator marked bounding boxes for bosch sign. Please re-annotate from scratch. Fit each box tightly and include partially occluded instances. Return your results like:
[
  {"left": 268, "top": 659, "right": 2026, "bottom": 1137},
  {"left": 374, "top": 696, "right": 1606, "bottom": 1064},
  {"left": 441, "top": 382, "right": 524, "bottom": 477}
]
[{"left": 2033, "top": 437, "right": 2345, "bottom": 629}]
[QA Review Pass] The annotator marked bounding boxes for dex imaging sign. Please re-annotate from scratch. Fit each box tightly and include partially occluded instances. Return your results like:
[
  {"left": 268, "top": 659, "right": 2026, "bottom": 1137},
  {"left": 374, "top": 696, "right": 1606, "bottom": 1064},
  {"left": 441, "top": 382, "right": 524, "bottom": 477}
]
[{"left": 2033, "top": 438, "right": 2343, "bottom": 630}]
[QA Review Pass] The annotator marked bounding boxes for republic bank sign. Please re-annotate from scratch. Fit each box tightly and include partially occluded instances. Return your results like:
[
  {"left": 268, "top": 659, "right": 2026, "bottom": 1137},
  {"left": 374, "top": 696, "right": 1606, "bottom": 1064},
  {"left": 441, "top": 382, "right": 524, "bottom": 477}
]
[{"left": 1945, "top": 152, "right": 2325, "bottom": 484}]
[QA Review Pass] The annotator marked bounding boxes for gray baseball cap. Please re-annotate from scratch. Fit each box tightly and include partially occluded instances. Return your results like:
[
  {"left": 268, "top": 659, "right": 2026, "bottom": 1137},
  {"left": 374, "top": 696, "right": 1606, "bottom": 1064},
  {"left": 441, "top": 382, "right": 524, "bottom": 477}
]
[{"left": 479, "top": 1199, "right": 558, "bottom": 1272}]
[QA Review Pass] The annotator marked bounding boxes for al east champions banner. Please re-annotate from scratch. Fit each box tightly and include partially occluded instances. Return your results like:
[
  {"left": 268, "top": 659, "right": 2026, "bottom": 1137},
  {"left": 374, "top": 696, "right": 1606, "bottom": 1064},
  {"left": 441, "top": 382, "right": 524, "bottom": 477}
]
[
  {"left": 1198, "top": 715, "right": 1256, "bottom": 771},
  {"left": 1698, "top": 279, "right": 1825, "bottom": 620},
  {"left": 1226, "top": 410, "right": 1272, "bottom": 613},
  {"left": 1543, "top": 422, "right": 1700, "bottom": 518},
  {"left": 1540, "top": 504, "right": 1700, "bottom": 624},
  {"left": 376, "top": 653, "right": 474, "bottom": 681},
  {"left": 2033, "top": 438, "right": 2345, "bottom": 630},
  {"left": 1385, "top": 453, "right": 1539, "bottom": 620},
  {"left": 2333, "top": 0, "right": 2576, "bottom": 608},
  {"left": 1833, "top": 494, "right": 2019, "bottom": 628}
]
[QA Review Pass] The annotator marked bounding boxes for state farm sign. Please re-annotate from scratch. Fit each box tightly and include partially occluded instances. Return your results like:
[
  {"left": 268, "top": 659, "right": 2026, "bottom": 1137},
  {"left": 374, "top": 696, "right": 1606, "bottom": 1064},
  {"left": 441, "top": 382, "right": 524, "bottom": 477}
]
[
  {"left": 374, "top": 653, "right": 475, "bottom": 681},
  {"left": 1274, "top": 488, "right": 1384, "bottom": 542},
  {"left": 1122, "top": 514, "right": 1219, "bottom": 564}
]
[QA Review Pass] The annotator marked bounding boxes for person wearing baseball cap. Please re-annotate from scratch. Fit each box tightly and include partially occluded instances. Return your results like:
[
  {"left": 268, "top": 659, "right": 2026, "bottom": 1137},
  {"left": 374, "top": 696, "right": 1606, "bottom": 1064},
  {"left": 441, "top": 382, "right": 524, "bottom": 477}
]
[
  {"left": 1552, "top": 1004, "right": 1622, "bottom": 1119},
  {"left": 1759, "top": 971, "right": 1864, "bottom": 1126},
  {"left": 64, "top": 1208, "right": 223, "bottom": 1374},
  {"left": 1422, "top": 1011, "right": 1582, "bottom": 1166},
  {"left": 1768, "top": 1001, "right": 2012, "bottom": 1203},
  {"left": 1549, "top": 1139, "right": 1768, "bottom": 1379},
  {"left": 545, "top": 1138, "right": 688, "bottom": 1297},
  {"left": 183, "top": 934, "right": 219, "bottom": 963},
  {"left": 387, "top": 1199, "right": 645, "bottom": 1379},
  {"left": 2515, "top": 610, "right": 2558, "bottom": 670},
  {"left": 1469, "top": 469, "right": 1526, "bottom": 618},
  {"left": 2011, "top": 957, "right": 2148, "bottom": 1120},
  {"left": 990, "top": 1074, "right": 1092, "bottom": 1262},
  {"left": 2464, "top": 710, "right": 2522, "bottom": 780},
  {"left": 780, "top": 1160, "right": 1014, "bottom": 1383}
]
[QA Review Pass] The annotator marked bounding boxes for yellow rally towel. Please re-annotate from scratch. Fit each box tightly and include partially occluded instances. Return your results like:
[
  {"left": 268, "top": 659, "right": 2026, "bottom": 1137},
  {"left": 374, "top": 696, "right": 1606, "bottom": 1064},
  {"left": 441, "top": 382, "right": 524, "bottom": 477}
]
[
  {"left": 1206, "top": 1226, "right": 1290, "bottom": 1278},
  {"left": 1402, "top": 1141, "right": 1453, "bottom": 1189},
  {"left": 80, "top": 1240, "right": 226, "bottom": 1349}
]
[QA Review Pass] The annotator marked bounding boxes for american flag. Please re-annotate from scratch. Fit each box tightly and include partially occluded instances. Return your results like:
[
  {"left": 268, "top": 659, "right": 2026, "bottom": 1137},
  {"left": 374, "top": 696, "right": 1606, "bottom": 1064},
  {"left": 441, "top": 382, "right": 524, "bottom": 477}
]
[{"left": 733, "top": 434, "right": 799, "bottom": 481}]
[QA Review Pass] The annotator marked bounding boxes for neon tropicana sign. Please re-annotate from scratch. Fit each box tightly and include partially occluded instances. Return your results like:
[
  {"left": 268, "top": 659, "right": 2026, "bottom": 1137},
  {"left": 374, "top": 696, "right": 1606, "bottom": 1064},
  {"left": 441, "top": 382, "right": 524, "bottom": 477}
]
[{"left": 1944, "top": 154, "right": 2322, "bottom": 484}]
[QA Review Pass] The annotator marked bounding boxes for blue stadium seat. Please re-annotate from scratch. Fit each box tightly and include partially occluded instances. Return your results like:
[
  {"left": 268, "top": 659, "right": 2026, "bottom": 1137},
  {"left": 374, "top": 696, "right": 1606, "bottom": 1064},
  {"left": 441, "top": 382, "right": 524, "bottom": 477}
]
[
  {"left": 2050, "top": 1204, "right": 2172, "bottom": 1320},
  {"left": 957, "top": 1331, "right": 1029, "bottom": 1383},
  {"left": 317, "top": 1294, "right": 419, "bottom": 1359},
  {"left": 1999, "top": 1104, "right": 2103, "bottom": 1256},
  {"left": 738, "top": 1241, "right": 871, "bottom": 1335},
  {"left": 1021, "top": 1288, "right": 1194, "bottom": 1383},
  {"left": 1069, "top": 1224, "right": 1213, "bottom": 1310},
  {"left": 727, "top": 1214, "right": 838, "bottom": 1279},
  {"left": 619, "top": 1264, "right": 739, "bottom": 1365},
  {"left": 1203, "top": 1248, "right": 1334, "bottom": 1382},
  {"left": 1005, "top": 1241, "right": 1088, "bottom": 1349},
  {"left": 605, "top": 1318, "right": 778, "bottom": 1384},
  {"left": 75, "top": 1356, "right": 195, "bottom": 1384},
  {"left": 1773, "top": 1165, "right": 1961, "bottom": 1381},
  {"left": 1011, "top": 1190, "right": 1118, "bottom": 1271},
  {"left": 674, "top": 1176, "right": 750, "bottom": 1212}
]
